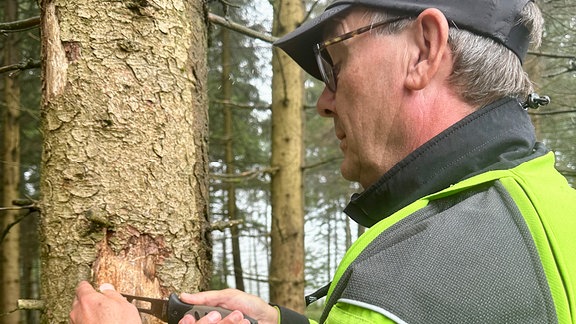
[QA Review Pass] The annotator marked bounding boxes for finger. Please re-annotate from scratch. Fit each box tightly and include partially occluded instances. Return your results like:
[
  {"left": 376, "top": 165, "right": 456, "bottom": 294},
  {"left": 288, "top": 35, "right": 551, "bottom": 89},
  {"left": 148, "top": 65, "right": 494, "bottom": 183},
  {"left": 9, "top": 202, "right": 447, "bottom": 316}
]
[
  {"left": 205, "top": 311, "right": 223, "bottom": 323},
  {"left": 179, "top": 289, "right": 237, "bottom": 307},
  {"left": 75, "top": 281, "right": 97, "bottom": 298},
  {"left": 179, "top": 289, "right": 277, "bottom": 323},
  {"left": 99, "top": 283, "right": 116, "bottom": 292},
  {"left": 178, "top": 313, "right": 196, "bottom": 324},
  {"left": 191, "top": 311, "right": 221, "bottom": 324},
  {"left": 71, "top": 295, "right": 79, "bottom": 309},
  {"left": 220, "top": 311, "right": 247, "bottom": 324},
  {"left": 179, "top": 291, "right": 215, "bottom": 304},
  {"left": 98, "top": 283, "right": 127, "bottom": 303}
]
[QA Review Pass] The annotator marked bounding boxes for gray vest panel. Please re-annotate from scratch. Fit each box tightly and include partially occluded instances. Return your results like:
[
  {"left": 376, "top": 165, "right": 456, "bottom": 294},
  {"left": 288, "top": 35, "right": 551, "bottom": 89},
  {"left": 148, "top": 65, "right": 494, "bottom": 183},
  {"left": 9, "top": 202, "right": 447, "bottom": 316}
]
[{"left": 321, "top": 182, "right": 556, "bottom": 323}]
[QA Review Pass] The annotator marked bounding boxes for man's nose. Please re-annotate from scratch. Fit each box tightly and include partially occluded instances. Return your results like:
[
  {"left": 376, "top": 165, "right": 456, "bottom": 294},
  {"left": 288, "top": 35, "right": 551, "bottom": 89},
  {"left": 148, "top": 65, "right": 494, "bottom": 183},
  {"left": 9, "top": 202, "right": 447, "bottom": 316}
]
[{"left": 316, "top": 87, "right": 336, "bottom": 117}]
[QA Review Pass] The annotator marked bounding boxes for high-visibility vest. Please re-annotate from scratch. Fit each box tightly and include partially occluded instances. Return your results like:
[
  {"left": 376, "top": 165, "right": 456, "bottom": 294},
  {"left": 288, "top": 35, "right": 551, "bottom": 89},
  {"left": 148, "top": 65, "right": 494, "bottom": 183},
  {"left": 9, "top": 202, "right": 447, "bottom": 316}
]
[{"left": 321, "top": 152, "right": 576, "bottom": 324}]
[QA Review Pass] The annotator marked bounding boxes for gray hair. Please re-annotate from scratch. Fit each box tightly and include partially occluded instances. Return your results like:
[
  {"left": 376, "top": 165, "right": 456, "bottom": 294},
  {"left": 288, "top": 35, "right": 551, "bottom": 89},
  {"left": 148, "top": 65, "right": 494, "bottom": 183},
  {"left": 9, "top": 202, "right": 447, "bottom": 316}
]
[
  {"left": 363, "top": 2, "right": 544, "bottom": 108},
  {"left": 447, "top": 2, "right": 543, "bottom": 108}
]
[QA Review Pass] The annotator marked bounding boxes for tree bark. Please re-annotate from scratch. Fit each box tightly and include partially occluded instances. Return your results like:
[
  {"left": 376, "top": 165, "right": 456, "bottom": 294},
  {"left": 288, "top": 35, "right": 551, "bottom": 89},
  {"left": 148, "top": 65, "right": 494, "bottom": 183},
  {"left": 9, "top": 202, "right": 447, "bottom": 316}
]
[
  {"left": 269, "top": 0, "right": 305, "bottom": 312},
  {"left": 39, "top": 0, "right": 211, "bottom": 322},
  {"left": 1, "top": 1, "right": 22, "bottom": 323}
]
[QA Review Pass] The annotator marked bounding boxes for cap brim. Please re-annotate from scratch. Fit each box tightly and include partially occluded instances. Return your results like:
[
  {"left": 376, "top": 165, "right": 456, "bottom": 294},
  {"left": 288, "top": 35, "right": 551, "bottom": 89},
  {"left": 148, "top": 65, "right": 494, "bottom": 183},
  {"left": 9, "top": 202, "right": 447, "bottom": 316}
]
[
  {"left": 274, "top": 3, "right": 353, "bottom": 80},
  {"left": 275, "top": 0, "right": 532, "bottom": 78}
]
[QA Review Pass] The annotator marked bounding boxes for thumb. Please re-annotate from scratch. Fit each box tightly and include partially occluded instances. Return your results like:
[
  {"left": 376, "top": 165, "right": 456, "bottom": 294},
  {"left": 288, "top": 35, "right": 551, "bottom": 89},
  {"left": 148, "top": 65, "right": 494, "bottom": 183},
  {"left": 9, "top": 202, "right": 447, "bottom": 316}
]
[
  {"left": 98, "top": 283, "right": 127, "bottom": 302},
  {"left": 99, "top": 283, "right": 116, "bottom": 292}
]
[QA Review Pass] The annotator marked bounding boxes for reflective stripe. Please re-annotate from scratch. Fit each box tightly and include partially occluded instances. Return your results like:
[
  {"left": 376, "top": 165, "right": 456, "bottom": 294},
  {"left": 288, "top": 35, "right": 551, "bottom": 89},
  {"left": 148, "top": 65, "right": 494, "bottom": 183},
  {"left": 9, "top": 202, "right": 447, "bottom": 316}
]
[{"left": 338, "top": 298, "right": 408, "bottom": 324}]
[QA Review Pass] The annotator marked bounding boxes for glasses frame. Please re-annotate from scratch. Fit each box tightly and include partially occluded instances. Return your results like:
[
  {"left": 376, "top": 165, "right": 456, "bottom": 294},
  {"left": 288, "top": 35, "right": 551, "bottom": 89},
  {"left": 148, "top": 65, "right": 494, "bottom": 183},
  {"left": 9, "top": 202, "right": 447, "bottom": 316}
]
[{"left": 313, "top": 16, "right": 409, "bottom": 92}]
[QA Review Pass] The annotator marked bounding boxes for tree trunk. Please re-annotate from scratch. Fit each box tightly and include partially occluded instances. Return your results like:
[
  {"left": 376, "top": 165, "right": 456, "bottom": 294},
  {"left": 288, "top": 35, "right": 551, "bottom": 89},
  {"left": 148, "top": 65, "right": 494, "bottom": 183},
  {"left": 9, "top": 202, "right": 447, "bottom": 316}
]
[
  {"left": 218, "top": 26, "right": 245, "bottom": 292},
  {"left": 39, "top": 0, "right": 211, "bottom": 322},
  {"left": 221, "top": 26, "right": 245, "bottom": 292},
  {"left": 1, "top": 0, "right": 22, "bottom": 323},
  {"left": 269, "top": 0, "right": 305, "bottom": 312},
  {"left": 0, "top": 84, "right": 22, "bottom": 324}
]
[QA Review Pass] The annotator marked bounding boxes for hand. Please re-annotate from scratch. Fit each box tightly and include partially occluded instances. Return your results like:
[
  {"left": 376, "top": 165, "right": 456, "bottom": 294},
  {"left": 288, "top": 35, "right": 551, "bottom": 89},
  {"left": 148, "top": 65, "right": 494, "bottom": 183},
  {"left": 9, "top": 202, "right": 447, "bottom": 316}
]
[
  {"left": 178, "top": 288, "right": 278, "bottom": 324},
  {"left": 69, "top": 281, "right": 141, "bottom": 324},
  {"left": 178, "top": 310, "right": 250, "bottom": 324}
]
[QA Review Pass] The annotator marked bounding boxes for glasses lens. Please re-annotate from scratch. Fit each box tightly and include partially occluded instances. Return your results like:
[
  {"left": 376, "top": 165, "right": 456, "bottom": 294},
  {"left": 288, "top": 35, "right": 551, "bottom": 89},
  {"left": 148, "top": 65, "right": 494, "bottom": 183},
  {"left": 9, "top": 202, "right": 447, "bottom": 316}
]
[{"left": 315, "top": 49, "right": 337, "bottom": 92}]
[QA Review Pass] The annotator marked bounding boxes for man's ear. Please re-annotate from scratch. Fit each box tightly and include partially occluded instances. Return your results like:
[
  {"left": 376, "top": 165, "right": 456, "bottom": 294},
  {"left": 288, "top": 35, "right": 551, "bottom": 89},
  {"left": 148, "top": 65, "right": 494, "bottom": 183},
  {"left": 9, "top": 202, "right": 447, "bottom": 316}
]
[{"left": 404, "top": 8, "right": 450, "bottom": 90}]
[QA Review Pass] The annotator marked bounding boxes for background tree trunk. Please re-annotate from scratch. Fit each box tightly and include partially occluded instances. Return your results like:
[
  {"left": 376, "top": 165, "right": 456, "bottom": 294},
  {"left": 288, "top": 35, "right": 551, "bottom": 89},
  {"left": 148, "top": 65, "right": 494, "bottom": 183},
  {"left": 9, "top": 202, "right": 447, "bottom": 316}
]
[
  {"left": 221, "top": 26, "right": 245, "bottom": 292},
  {"left": 39, "top": 0, "right": 211, "bottom": 322},
  {"left": 269, "top": 0, "right": 305, "bottom": 313},
  {"left": 1, "top": 0, "right": 22, "bottom": 323}
]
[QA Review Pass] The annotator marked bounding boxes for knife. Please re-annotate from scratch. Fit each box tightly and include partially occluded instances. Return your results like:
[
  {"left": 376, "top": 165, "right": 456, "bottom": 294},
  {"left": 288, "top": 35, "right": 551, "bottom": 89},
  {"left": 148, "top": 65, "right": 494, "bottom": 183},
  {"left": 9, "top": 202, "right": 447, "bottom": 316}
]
[{"left": 122, "top": 293, "right": 258, "bottom": 324}]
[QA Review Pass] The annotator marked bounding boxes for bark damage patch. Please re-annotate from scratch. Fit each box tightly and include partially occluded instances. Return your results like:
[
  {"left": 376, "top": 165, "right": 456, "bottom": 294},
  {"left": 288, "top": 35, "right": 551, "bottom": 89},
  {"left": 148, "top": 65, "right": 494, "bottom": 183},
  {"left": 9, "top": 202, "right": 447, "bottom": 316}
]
[
  {"left": 92, "top": 226, "right": 172, "bottom": 297},
  {"left": 63, "top": 41, "right": 82, "bottom": 62},
  {"left": 42, "top": 0, "right": 68, "bottom": 100}
]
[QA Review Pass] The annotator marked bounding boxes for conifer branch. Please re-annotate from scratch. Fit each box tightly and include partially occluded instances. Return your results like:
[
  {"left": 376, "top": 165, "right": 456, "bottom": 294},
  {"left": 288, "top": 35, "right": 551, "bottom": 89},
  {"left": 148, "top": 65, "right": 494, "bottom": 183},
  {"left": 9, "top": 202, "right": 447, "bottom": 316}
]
[
  {"left": 0, "top": 199, "right": 39, "bottom": 245},
  {"left": 209, "top": 219, "right": 244, "bottom": 232},
  {"left": 208, "top": 13, "right": 277, "bottom": 44},
  {"left": 528, "top": 51, "right": 575, "bottom": 60},
  {"left": 0, "top": 58, "right": 41, "bottom": 75},
  {"left": 0, "top": 16, "right": 40, "bottom": 32}
]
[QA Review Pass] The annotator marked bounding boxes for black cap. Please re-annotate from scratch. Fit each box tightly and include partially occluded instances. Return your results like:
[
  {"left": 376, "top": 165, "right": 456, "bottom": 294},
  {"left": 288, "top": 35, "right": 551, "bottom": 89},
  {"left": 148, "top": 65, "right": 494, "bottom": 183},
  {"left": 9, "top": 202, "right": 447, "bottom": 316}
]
[{"left": 274, "top": 0, "right": 533, "bottom": 80}]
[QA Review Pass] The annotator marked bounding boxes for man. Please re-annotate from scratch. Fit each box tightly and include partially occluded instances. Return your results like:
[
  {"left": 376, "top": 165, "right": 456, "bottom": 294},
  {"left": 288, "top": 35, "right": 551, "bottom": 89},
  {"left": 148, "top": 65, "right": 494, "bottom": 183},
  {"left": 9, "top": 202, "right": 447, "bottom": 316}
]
[{"left": 70, "top": 0, "right": 576, "bottom": 323}]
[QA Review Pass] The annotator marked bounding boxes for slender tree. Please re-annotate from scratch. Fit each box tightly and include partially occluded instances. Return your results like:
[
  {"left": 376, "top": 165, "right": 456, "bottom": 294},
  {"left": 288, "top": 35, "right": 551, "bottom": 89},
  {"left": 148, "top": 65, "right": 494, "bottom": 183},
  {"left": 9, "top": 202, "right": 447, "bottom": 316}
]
[
  {"left": 16, "top": 2, "right": 43, "bottom": 322},
  {"left": 1, "top": 0, "right": 22, "bottom": 322},
  {"left": 39, "top": 0, "right": 211, "bottom": 322},
  {"left": 269, "top": 0, "right": 305, "bottom": 312},
  {"left": 221, "top": 25, "right": 246, "bottom": 292}
]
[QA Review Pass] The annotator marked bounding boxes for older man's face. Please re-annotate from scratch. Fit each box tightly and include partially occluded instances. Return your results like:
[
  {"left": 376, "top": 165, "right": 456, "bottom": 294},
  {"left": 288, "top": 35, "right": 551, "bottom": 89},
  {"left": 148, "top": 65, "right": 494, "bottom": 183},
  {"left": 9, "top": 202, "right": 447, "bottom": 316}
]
[{"left": 316, "top": 10, "right": 424, "bottom": 189}]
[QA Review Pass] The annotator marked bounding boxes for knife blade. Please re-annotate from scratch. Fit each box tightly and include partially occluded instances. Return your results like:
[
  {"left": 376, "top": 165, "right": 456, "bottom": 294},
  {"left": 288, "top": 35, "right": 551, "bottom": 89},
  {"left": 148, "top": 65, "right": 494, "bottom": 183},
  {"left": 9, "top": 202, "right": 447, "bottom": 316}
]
[{"left": 122, "top": 293, "right": 258, "bottom": 324}]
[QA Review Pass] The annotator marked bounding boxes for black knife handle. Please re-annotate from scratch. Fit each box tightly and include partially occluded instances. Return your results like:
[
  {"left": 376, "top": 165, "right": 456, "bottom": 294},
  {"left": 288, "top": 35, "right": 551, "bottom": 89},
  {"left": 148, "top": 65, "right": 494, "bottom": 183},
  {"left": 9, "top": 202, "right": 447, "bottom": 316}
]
[{"left": 167, "top": 293, "right": 257, "bottom": 324}]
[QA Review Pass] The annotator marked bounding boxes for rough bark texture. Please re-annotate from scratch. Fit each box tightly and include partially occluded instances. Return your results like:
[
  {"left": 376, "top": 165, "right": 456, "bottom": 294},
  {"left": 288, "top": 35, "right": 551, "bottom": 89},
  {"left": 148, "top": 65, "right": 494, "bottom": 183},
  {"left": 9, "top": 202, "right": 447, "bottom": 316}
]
[
  {"left": 39, "top": 0, "right": 211, "bottom": 322},
  {"left": 1, "top": 0, "right": 22, "bottom": 322},
  {"left": 269, "top": 0, "right": 306, "bottom": 313}
]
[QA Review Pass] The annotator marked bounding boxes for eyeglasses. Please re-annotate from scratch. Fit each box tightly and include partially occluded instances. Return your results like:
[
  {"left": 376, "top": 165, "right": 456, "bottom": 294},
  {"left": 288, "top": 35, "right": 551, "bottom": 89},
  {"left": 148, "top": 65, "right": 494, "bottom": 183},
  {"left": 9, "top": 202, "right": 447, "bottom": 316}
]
[{"left": 313, "top": 16, "right": 408, "bottom": 92}]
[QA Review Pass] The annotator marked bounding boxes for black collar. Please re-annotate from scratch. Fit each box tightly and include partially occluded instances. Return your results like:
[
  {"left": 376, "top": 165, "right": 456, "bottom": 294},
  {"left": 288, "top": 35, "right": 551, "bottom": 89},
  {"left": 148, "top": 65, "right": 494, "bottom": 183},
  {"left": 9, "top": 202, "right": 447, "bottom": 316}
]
[{"left": 344, "top": 97, "right": 544, "bottom": 228}]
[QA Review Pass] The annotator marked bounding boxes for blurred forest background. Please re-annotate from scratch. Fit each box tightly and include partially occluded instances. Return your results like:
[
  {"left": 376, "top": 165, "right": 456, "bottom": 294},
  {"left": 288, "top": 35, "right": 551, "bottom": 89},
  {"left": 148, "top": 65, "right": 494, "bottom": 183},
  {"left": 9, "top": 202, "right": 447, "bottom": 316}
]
[{"left": 1, "top": 0, "right": 574, "bottom": 322}]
